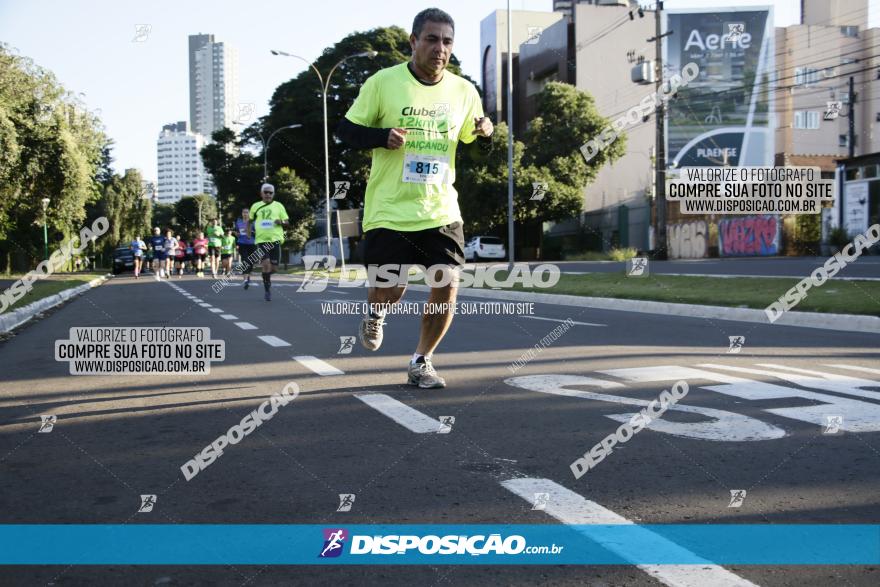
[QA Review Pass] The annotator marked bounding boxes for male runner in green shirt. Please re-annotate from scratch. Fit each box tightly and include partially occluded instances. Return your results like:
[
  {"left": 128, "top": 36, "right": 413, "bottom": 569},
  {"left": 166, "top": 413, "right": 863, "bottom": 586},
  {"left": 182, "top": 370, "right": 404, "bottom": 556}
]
[
  {"left": 248, "top": 183, "right": 289, "bottom": 301},
  {"left": 220, "top": 230, "right": 236, "bottom": 277},
  {"left": 205, "top": 219, "right": 225, "bottom": 279},
  {"left": 337, "top": 8, "right": 493, "bottom": 389}
]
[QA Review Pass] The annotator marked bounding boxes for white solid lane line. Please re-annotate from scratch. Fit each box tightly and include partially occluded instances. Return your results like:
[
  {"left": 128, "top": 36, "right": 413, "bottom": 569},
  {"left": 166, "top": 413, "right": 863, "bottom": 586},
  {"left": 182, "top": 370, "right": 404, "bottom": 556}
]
[
  {"left": 521, "top": 316, "right": 606, "bottom": 327},
  {"left": 219, "top": 314, "right": 238, "bottom": 320},
  {"left": 234, "top": 322, "right": 258, "bottom": 330},
  {"left": 501, "top": 478, "right": 757, "bottom": 587},
  {"left": 292, "top": 355, "right": 344, "bottom": 376},
  {"left": 353, "top": 393, "right": 442, "bottom": 433},
  {"left": 258, "top": 335, "right": 290, "bottom": 347}
]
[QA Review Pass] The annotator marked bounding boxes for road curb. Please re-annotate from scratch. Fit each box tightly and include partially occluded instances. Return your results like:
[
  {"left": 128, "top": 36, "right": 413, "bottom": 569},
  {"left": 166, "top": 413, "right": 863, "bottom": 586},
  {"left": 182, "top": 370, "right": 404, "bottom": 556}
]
[
  {"left": 407, "top": 284, "right": 880, "bottom": 334},
  {"left": 0, "top": 274, "right": 110, "bottom": 334}
]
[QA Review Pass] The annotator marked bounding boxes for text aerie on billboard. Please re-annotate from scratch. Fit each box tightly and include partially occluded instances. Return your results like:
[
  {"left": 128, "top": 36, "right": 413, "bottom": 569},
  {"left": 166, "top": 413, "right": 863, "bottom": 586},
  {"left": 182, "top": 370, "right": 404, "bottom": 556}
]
[{"left": 684, "top": 29, "right": 752, "bottom": 52}]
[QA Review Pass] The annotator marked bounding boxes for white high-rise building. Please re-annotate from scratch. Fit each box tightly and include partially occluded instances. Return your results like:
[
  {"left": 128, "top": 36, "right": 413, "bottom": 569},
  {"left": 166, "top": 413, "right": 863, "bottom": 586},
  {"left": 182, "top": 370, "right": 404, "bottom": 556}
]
[
  {"left": 190, "top": 34, "right": 239, "bottom": 137},
  {"left": 156, "top": 121, "right": 213, "bottom": 204}
]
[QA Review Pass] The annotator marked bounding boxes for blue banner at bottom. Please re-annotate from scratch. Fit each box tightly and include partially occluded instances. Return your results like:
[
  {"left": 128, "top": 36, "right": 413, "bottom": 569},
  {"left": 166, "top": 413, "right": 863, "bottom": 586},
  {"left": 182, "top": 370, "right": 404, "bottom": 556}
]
[{"left": 0, "top": 525, "right": 877, "bottom": 565}]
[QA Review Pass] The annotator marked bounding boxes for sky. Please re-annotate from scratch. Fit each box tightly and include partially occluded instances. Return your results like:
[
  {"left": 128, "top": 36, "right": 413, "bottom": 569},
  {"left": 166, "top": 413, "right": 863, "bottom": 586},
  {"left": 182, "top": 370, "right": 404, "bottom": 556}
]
[{"left": 0, "top": 0, "right": 839, "bottom": 181}]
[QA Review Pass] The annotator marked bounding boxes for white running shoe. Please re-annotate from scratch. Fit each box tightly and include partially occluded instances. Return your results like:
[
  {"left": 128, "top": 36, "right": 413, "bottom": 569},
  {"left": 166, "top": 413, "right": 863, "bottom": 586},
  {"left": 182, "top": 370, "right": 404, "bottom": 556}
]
[{"left": 359, "top": 313, "right": 385, "bottom": 351}]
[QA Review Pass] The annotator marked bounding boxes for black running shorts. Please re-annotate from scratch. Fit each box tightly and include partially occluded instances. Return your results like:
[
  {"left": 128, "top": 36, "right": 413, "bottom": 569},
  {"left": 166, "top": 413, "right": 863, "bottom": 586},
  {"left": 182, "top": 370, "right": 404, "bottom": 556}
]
[
  {"left": 256, "top": 241, "right": 282, "bottom": 265},
  {"left": 363, "top": 221, "right": 465, "bottom": 286}
]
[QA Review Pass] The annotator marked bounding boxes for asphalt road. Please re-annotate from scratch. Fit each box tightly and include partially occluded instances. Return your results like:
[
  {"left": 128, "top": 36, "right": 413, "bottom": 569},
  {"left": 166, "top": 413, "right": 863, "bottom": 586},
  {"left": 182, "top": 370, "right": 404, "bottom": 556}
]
[{"left": 1, "top": 272, "right": 878, "bottom": 586}]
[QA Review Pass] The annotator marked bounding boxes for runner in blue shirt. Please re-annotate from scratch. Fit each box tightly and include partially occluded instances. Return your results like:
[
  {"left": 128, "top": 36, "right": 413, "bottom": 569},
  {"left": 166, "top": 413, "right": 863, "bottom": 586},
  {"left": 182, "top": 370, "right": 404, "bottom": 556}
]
[
  {"left": 235, "top": 208, "right": 257, "bottom": 289},
  {"left": 148, "top": 227, "right": 166, "bottom": 280},
  {"left": 130, "top": 236, "right": 146, "bottom": 279}
]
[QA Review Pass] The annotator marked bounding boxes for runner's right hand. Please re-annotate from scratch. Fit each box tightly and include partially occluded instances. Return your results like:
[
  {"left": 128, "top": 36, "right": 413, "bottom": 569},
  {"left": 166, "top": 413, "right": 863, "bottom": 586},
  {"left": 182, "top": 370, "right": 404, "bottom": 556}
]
[{"left": 387, "top": 128, "right": 407, "bottom": 150}]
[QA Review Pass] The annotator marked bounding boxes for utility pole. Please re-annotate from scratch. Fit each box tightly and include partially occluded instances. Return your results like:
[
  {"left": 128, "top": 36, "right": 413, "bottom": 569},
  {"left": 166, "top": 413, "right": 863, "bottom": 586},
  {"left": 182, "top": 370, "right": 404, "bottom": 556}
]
[
  {"left": 648, "top": 1, "right": 669, "bottom": 259},
  {"left": 848, "top": 76, "right": 856, "bottom": 158},
  {"left": 506, "top": 0, "right": 515, "bottom": 271}
]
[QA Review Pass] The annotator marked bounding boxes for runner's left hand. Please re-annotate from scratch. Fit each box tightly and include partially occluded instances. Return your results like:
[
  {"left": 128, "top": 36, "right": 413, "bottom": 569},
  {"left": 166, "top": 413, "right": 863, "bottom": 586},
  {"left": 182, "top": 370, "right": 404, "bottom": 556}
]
[{"left": 472, "top": 116, "right": 494, "bottom": 138}]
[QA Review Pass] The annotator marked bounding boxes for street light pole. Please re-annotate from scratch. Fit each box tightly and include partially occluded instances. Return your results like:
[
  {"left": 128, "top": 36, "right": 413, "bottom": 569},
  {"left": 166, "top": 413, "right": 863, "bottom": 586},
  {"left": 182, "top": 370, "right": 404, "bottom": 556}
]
[
  {"left": 41, "top": 198, "right": 50, "bottom": 262},
  {"left": 271, "top": 49, "right": 377, "bottom": 269},
  {"left": 264, "top": 124, "right": 303, "bottom": 181}
]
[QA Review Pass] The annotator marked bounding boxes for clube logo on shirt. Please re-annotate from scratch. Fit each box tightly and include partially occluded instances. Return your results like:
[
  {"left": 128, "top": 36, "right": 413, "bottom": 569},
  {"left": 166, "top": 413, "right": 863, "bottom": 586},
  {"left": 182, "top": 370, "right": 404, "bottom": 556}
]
[{"left": 398, "top": 102, "right": 454, "bottom": 140}]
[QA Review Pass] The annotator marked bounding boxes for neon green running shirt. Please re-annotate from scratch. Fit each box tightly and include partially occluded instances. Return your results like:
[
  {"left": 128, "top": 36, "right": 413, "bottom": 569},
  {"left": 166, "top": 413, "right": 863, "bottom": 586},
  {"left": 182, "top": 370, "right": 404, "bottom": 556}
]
[
  {"left": 344, "top": 62, "right": 483, "bottom": 232},
  {"left": 248, "top": 200, "right": 289, "bottom": 244}
]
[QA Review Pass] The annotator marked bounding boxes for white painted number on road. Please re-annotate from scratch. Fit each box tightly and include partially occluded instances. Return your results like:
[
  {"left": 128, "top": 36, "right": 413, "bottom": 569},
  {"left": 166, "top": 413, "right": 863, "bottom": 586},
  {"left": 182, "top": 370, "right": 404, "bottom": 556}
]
[{"left": 504, "top": 373, "right": 784, "bottom": 442}]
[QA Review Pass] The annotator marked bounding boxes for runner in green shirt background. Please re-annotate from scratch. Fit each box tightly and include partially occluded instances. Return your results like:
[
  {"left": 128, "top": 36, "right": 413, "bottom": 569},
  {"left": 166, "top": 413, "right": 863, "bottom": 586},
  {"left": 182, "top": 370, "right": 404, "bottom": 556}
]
[
  {"left": 248, "top": 183, "right": 289, "bottom": 301},
  {"left": 205, "top": 219, "right": 225, "bottom": 279},
  {"left": 220, "top": 230, "right": 236, "bottom": 277}
]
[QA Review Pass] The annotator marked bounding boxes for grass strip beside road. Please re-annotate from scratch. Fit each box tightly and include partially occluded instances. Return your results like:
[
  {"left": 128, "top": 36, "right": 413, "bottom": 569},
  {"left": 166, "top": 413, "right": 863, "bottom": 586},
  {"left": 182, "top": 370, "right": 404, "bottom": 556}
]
[
  {"left": 285, "top": 265, "right": 880, "bottom": 316},
  {"left": 1, "top": 273, "right": 105, "bottom": 313},
  {"left": 486, "top": 272, "right": 880, "bottom": 316}
]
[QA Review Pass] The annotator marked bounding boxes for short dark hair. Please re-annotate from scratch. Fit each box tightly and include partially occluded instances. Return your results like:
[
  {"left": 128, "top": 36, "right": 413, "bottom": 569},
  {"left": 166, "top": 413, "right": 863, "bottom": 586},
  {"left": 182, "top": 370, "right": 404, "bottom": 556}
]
[{"left": 412, "top": 8, "right": 454, "bottom": 38}]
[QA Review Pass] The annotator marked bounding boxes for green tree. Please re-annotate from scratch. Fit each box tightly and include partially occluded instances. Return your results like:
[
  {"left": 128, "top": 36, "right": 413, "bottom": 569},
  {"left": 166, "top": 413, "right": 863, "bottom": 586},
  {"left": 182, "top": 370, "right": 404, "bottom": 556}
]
[
  {"left": 151, "top": 203, "right": 175, "bottom": 234},
  {"left": 262, "top": 26, "right": 475, "bottom": 210},
  {"left": 271, "top": 167, "right": 314, "bottom": 252},
  {"left": 0, "top": 44, "right": 108, "bottom": 272},
  {"left": 200, "top": 128, "right": 263, "bottom": 225},
  {"left": 174, "top": 194, "right": 218, "bottom": 234},
  {"left": 457, "top": 82, "right": 626, "bottom": 236},
  {"left": 100, "top": 168, "right": 146, "bottom": 247}
]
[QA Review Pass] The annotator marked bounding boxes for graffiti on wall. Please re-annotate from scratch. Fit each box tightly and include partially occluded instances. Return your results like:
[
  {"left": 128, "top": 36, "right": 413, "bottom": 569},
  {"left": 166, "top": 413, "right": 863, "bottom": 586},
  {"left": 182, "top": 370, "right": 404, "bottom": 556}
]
[
  {"left": 719, "top": 215, "right": 780, "bottom": 256},
  {"left": 668, "top": 220, "right": 707, "bottom": 259}
]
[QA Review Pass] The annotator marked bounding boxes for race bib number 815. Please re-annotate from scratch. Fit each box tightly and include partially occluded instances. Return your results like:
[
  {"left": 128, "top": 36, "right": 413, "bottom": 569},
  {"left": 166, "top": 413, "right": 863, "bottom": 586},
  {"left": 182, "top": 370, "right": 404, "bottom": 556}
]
[{"left": 403, "top": 154, "right": 450, "bottom": 185}]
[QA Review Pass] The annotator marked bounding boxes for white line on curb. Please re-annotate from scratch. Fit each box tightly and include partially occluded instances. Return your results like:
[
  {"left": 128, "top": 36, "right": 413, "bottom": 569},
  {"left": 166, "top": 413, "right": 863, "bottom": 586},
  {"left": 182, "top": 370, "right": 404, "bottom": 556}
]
[
  {"left": 353, "top": 393, "right": 442, "bottom": 433},
  {"left": 501, "top": 478, "right": 757, "bottom": 587},
  {"left": 292, "top": 355, "right": 344, "bottom": 376}
]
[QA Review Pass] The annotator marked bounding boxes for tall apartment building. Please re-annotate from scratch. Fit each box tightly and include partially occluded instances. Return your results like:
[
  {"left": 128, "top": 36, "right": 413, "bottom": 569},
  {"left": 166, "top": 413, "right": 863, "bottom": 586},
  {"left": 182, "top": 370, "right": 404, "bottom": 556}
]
[
  {"left": 156, "top": 121, "right": 213, "bottom": 204},
  {"left": 189, "top": 34, "right": 240, "bottom": 137},
  {"left": 479, "top": 9, "right": 566, "bottom": 125},
  {"left": 775, "top": 0, "right": 877, "bottom": 169}
]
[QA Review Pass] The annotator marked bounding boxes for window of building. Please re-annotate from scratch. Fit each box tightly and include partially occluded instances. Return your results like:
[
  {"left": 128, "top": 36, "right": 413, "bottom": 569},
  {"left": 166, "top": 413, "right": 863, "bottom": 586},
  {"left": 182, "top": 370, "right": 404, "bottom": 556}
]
[
  {"left": 840, "top": 25, "right": 859, "bottom": 38},
  {"left": 864, "top": 164, "right": 878, "bottom": 179},
  {"left": 840, "top": 134, "right": 857, "bottom": 148},
  {"left": 845, "top": 167, "right": 861, "bottom": 181},
  {"left": 795, "top": 67, "right": 820, "bottom": 86},
  {"left": 794, "top": 110, "right": 820, "bottom": 129}
]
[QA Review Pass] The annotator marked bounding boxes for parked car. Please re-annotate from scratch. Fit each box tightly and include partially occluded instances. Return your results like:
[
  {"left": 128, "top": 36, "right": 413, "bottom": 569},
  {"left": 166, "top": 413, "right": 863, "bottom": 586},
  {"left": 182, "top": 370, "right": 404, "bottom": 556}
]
[
  {"left": 112, "top": 246, "right": 135, "bottom": 275},
  {"left": 464, "top": 236, "right": 506, "bottom": 261}
]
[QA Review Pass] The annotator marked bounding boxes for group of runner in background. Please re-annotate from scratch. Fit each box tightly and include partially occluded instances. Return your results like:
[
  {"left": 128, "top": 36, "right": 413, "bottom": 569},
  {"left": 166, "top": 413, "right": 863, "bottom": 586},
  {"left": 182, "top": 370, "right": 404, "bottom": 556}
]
[
  {"left": 125, "top": 183, "right": 287, "bottom": 302},
  {"left": 128, "top": 210, "right": 256, "bottom": 282}
]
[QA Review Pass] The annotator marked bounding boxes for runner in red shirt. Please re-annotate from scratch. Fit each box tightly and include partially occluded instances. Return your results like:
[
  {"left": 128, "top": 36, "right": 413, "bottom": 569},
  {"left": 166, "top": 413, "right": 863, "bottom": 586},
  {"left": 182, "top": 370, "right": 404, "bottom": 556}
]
[
  {"left": 192, "top": 232, "right": 209, "bottom": 277},
  {"left": 175, "top": 235, "right": 187, "bottom": 278}
]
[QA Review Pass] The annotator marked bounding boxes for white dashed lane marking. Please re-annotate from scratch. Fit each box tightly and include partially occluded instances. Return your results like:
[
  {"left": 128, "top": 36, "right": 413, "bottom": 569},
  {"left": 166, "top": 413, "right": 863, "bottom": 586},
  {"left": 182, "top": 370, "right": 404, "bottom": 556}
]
[
  {"left": 293, "top": 355, "right": 344, "bottom": 376},
  {"left": 220, "top": 314, "right": 238, "bottom": 320},
  {"left": 234, "top": 322, "right": 258, "bottom": 330},
  {"left": 353, "top": 393, "right": 442, "bottom": 433},
  {"left": 258, "top": 335, "right": 291, "bottom": 347}
]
